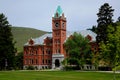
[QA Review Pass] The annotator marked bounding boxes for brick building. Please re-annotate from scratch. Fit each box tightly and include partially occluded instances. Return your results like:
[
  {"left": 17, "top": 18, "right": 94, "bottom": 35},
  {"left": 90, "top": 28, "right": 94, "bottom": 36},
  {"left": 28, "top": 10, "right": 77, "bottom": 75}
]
[{"left": 23, "top": 6, "right": 97, "bottom": 70}]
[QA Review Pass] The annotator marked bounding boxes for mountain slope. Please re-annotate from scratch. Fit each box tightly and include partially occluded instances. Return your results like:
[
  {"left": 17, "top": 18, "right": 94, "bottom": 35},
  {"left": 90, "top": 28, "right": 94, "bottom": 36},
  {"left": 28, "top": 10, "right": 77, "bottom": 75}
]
[{"left": 11, "top": 27, "right": 47, "bottom": 52}]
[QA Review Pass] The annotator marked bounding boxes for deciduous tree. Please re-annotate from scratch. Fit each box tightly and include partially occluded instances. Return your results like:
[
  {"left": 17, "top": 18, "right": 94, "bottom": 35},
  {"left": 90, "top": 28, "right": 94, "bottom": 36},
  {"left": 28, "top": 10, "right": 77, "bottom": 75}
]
[
  {"left": 64, "top": 32, "right": 91, "bottom": 68},
  {"left": 100, "top": 23, "right": 120, "bottom": 68}
]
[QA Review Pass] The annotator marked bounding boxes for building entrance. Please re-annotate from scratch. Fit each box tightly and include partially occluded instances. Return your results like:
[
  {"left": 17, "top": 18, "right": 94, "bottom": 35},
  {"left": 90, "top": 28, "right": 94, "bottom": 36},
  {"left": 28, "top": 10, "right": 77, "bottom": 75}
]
[{"left": 55, "top": 59, "right": 60, "bottom": 67}]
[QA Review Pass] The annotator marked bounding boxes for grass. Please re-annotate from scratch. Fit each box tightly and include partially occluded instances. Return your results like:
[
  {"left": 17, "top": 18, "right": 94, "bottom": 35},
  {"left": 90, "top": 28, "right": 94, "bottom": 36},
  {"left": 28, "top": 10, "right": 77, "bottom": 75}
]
[
  {"left": 0, "top": 71, "right": 119, "bottom": 80},
  {"left": 11, "top": 27, "right": 47, "bottom": 52}
]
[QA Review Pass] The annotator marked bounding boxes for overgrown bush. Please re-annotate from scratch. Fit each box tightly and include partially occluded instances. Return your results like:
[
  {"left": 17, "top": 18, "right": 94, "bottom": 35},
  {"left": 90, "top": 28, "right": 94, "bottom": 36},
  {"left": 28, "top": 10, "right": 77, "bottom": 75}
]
[
  {"left": 98, "top": 66, "right": 112, "bottom": 71},
  {"left": 26, "top": 66, "right": 35, "bottom": 70},
  {"left": 113, "top": 65, "right": 120, "bottom": 71},
  {"left": 63, "top": 66, "right": 80, "bottom": 71}
]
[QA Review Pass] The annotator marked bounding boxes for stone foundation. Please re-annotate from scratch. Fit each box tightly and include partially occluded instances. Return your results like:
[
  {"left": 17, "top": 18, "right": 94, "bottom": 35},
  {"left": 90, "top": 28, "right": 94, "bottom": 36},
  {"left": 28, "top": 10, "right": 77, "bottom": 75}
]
[
  {"left": 52, "top": 54, "right": 64, "bottom": 69},
  {"left": 23, "top": 65, "right": 51, "bottom": 70}
]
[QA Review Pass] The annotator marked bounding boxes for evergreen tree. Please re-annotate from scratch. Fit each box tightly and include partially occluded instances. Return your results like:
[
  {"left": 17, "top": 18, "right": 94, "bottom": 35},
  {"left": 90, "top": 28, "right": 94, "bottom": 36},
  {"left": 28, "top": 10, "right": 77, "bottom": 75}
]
[
  {"left": 96, "top": 3, "right": 114, "bottom": 44},
  {"left": 15, "top": 52, "right": 23, "bottom": 70},
  {"left": 117, "top": 16, "right": 120, "bottom": 22},
  {"left": 0, "top": 13, "right": 16, "bottom": 70},
  {"left": 88, "top": 25, "right": 97, "bottom": 33}
]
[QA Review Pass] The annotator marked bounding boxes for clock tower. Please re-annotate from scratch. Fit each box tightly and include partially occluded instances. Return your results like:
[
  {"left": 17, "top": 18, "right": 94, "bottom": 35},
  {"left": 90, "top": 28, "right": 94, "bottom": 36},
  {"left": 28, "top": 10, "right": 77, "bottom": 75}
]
[{"left": 52, "top": 6, "right": 66, "bottom": 69}]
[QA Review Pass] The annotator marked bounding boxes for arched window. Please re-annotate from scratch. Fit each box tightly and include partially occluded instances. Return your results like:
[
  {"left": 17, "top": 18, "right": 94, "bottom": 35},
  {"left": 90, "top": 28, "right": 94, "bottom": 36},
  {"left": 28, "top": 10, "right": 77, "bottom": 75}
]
[
  {"left": 42, "top": 60, "right": 44, "bottom": 64},
  {"left": 31, "top": 59, "right": 34, "bottom": 64},
  {"left": 55, "top": 59, "right": 60, "bottom": 67}
]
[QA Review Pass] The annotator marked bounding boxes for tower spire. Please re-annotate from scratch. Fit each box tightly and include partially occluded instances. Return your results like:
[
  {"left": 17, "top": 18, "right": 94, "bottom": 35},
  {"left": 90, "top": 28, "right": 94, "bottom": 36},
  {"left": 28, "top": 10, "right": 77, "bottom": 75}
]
[{"left": 54, "top": 6, "right": 64, "bottom": 18}]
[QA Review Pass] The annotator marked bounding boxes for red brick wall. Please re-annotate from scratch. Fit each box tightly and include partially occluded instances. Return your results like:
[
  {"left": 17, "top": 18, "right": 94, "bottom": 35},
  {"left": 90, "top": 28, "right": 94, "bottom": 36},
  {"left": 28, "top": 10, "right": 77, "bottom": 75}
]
[
  {"left": 52, "top": 16, "right": 67, "bottom": 56},
  {"left": 23, "top": 44, "right": 52, "bottom": 66}
]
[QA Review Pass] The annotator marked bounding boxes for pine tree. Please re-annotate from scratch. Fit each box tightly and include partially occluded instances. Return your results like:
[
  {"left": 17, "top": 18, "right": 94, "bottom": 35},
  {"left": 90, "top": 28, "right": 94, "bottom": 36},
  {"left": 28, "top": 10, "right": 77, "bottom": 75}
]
[
  {"left": 117, "top": 16, "right": 120, "bottom": 22},
  {"left": 96, "top": 3, "right": 114, "bottom": 44},
  {"left": 88, "top": 25, "right": 97, "bottom": 33},
  {"left": 0, "top": 13, "right": 16, "bottom": 70}
]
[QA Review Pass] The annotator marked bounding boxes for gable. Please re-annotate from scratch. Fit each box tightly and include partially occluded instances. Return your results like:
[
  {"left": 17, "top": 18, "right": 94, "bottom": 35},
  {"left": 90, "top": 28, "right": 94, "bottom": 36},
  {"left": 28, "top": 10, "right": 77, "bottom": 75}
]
[{"left": 24, "top": 30, "right": 96, "bottom": 46}]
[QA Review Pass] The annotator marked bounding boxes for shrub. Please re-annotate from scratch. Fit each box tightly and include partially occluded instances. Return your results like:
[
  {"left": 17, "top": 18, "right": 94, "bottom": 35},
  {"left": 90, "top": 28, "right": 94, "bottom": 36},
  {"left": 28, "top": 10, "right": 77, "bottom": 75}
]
[
  {"left": 98, "top": 66, "right": 112, "bottom": 71},
  {"left": 63, "top": 65, "right": 80, "bottom": 71},
  {"left": 113, "top": 65, "right": 120, "bottom": 71},
  {"left": 26, "top": 66, "right": 35, "bottom": 70}
]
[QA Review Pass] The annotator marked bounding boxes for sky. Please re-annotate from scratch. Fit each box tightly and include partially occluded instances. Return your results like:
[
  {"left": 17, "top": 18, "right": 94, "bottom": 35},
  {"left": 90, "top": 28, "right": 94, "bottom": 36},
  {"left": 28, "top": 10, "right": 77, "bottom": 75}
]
[{"left": 0, "top": 0, "right": 120, "bottom": 32}]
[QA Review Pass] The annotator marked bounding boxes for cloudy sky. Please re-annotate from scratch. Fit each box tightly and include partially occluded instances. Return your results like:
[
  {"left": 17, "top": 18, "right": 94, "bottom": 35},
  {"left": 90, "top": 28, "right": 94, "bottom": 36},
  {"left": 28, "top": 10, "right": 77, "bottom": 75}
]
[{"left": 0, "top": 0, "right": 120, "bottom": 31}]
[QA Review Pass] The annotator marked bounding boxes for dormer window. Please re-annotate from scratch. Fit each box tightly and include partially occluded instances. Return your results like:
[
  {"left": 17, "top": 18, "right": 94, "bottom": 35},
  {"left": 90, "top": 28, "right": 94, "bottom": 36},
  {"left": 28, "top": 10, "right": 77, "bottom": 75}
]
[
  {"left": 86, "top": 35, "right": 92, "bottom": 41},
  {"left": 29, "top": 39, "right": 34, "bottom": 45}
]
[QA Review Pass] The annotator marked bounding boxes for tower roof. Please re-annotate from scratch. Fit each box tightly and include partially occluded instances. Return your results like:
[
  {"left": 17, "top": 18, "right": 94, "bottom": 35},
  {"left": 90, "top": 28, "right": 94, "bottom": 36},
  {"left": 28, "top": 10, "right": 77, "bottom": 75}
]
[{"left": 54, "top": 6, "right": 63, "bottom": 18}]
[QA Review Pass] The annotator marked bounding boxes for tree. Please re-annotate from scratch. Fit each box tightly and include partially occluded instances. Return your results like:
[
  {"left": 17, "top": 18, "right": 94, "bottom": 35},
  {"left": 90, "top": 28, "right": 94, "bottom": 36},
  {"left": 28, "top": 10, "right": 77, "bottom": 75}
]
[
  {"left": 15, "top": 52, "right": 23, "bottom": 70},
  {"left": 87, "top": 25, "right": 97, "bottom": 33},
  {"left": 99, "top": 23, "right": 120, "bottom": 68},
  {"left": 99, "top": 23, "right": 120, "bottom": 80},
  {"left": 0, "top": 13, "right": 16, "bottom": 70},
  {"left": 117, "top": 16, "right": 120, "bottom": 22},
  {"left": 96, "top": 3, "right": 114, "bottom": 44},
  {"left": 64, "top": 32, "right": 91, "bottom": 68}
]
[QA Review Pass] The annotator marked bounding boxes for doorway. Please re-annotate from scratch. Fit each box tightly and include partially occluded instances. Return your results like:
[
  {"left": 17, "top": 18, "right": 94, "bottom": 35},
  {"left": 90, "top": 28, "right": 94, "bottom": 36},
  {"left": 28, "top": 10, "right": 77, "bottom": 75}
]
[{"left": 55, "top": 59, "right": 60, "bottom": 67}]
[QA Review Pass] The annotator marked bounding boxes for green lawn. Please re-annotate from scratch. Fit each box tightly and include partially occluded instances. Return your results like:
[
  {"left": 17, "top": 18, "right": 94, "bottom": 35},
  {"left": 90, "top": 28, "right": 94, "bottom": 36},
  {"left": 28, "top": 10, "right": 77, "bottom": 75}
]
[{"left": 0, "top": 71, "right": 119, "bottom": 80}]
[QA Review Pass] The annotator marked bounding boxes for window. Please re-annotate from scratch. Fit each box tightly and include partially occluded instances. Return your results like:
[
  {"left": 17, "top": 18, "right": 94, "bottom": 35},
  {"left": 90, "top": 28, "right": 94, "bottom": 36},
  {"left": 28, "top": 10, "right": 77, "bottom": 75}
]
[
  {"left": 25, "top": 50, "right": 28, "bottom": 55},
  {"left": 42, "top": 48, "right": 44, "bottom": 55},
  {"left": 46, "top": 49, "right": 48, "bottom": 54},
  {"left": 54, "top": 39, "right": 60, "bottom": 44},
  {"left": 31, "top": 59, "right": 34, "bottom": 64},
  {"left": 35, "top": 50, "right": 37, "bottom": 55},
  {"left": 46, "top": 49, "right": 51, "bottom": 54},
  {"left": 56, "top": 32, "right": 60, "bottom": 36},
  {"left": 42, "top": 60, "right": 44, "bottom": 64},
  {"left": 62, "top": 22, "right": 64, "bottom": 27},
  {"left": 48, "top": 60, "right": 51, "bottom": 64},
  {"left": 56, "top": 49, "right": 57, "bottom": 53},
  {"left": 56, "top": 49, "right": 60, "bottom": 53},
  {"left": 29, "top": 59, "right": 31, "bottom": 64},
  {"left": 46, "top": 60, "right": 47, "bottom": 64},
  {"left": 35, "top": 59, "right": 38, "bottom": 64},
  {"left": 58, "top": 49, "right": 60, "bottom": 53},
  {"left": 43, "top": 50, "right": 44, "bottom": 54},
  {"left": 30, "top": 50, "right": 34, "bottom": 55},
  {"left": 48, "top": 50, "right": 51, "bottom": 54},
  {"left": 58, "top": 39, "right": 60, "bottom": 44}
]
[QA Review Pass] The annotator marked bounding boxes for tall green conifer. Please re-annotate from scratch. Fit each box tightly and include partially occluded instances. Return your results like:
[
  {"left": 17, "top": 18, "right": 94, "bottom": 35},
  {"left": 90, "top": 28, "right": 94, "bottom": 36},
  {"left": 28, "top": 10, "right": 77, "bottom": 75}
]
[
  {"left": 96, "top": 3, "right": 114, "bottom": 44},
  {"left": 0, "top": 13, "right": 16, "bottom": 70}
]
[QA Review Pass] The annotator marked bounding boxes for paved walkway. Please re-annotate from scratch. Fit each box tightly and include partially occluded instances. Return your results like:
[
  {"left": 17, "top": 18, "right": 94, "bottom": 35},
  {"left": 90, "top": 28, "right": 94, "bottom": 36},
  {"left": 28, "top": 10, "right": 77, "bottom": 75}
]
[
  {"left": 19, "top": 69, "right": 120, "bottom": 73},
  {"left": 96, "top": 71, "right": 120, "bottom": 73}
]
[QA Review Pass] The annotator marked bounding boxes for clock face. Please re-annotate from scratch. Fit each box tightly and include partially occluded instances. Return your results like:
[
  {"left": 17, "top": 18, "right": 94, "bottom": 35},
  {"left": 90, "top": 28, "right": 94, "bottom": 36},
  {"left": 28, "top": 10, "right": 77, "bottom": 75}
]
[
  {"left": 62, "top": 22, "right": 64, "bottom": 27},
  {"left": 55, "top": 22, "right": 59, "bottom": 27}
]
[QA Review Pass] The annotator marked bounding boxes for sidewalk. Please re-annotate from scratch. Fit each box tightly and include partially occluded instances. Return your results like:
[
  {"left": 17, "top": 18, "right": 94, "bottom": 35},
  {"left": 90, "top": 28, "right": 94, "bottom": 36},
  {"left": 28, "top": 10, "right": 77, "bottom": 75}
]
[{"left": 95, "top": 71, "right": 120, "bottom": 73}]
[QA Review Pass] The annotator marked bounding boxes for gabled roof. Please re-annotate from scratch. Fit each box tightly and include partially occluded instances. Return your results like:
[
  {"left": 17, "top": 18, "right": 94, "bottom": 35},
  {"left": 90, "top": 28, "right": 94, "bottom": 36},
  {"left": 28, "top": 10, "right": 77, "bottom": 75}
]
[
  {"left": 66, "top": 30, "right": 96, "bottom": 42},
  {"left": 24, "top": 33, "right": 52, "bottom": 46},
  {"left": 24, "top": 30, "right": 96, "bottom": 46}
]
